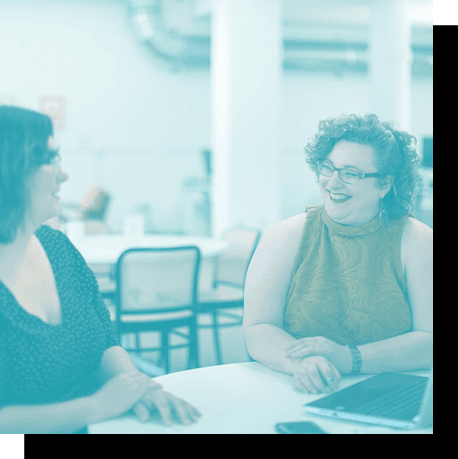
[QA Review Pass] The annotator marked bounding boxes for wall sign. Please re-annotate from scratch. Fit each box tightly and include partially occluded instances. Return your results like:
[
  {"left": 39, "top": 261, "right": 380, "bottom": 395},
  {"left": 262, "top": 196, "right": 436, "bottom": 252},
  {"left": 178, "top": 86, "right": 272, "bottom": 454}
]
[{"left": 39, "top": 95, "right": 66, "bottom": 131}]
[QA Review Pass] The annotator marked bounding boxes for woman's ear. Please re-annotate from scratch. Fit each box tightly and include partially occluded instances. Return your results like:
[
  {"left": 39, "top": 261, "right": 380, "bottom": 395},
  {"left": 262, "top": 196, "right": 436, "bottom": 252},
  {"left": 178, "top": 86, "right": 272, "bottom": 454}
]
[{"left": 379, "top": 175, "right": 394, "bottom": 199}]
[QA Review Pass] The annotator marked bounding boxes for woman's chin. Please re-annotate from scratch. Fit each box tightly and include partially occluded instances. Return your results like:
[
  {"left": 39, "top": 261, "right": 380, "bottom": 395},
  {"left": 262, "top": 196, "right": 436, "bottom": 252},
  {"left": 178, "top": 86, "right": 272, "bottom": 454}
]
[{"left": 324, "top": 200, "right": 351, "bottom": 220}]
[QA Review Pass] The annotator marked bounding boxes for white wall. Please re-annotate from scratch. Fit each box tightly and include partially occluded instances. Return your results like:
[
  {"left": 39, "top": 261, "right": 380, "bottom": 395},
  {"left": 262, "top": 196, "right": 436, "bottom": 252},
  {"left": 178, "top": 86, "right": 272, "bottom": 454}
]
[
  {"left": 0, "top": 0, "right": 433, "bottom": 232},
  {"left": 1, "top": 0, "right": 212, "bottom": 232}
]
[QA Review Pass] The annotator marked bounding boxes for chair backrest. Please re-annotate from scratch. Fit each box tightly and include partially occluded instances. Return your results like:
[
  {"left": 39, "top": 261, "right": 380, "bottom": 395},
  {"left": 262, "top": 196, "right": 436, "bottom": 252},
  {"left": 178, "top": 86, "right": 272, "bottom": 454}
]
[
  {"left": 115, "top": 247, "right": 201, "bottom": 320},
  {"left": 214, "top": 228, "right": 261, "bottom": 288}
]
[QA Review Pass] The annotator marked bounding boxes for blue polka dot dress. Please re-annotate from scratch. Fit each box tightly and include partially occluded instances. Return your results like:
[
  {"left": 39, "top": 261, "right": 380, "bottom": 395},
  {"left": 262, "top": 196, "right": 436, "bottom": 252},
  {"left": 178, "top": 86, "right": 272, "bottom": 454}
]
[{"left": 0, "top": 225, "right": 119, "bottom": 421}]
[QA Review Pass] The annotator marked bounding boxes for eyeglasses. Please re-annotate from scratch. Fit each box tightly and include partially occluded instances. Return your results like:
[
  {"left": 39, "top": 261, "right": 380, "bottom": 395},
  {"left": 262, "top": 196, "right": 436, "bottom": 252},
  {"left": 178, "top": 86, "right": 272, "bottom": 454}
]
[
  {"left": 43, "top": 149, "right": 62, "bottom": 173},
  {"left": 50, "top": 154, "right": 62, "bottom": 173},
  {"left": 316, "top": 161, "right": 382, "bottom": 185}
]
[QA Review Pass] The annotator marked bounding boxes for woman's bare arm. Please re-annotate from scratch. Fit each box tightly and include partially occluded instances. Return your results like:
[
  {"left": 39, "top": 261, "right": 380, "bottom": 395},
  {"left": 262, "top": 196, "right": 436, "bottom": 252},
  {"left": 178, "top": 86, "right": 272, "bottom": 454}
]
[
  {"left": 0, "top": 395, "right": 96, "bottom": 434},
  {"left": 95, "top": 345, "right": 146, "bottom": 385},
  {"left": 0, "top": 346, "right": 156, "bottom": 434},
  {"left": 243, "top": 213, "right": 306, "bottom": 374}
]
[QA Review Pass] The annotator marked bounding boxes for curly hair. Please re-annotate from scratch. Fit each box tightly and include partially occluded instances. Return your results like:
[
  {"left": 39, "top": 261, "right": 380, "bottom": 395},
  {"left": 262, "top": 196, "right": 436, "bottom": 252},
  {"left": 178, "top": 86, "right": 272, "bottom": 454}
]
[
  {"left": 0, "top": 106, "right": 54, "bottom": 244},
  {"left": 304, "top": 113, "right": 420, "bottom": 222}
]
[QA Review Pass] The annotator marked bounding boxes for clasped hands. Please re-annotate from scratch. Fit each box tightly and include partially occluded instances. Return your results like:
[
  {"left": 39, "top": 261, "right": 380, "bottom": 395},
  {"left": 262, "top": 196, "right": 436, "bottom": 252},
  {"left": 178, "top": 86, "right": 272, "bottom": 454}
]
[{"left": 285, "top": 336, "right": 352, "bottom": 394}]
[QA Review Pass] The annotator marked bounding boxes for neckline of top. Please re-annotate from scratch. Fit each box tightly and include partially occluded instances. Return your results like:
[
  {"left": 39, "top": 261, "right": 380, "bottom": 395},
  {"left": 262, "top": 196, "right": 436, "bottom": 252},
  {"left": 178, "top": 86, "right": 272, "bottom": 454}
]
[{"left": 318, "top": 206, "right": 383, "bottom": 237}]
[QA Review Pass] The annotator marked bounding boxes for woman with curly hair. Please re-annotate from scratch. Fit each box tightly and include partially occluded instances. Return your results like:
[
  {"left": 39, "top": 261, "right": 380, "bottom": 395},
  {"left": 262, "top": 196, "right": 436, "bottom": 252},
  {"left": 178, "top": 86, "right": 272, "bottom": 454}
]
[
  {"left": 0, "top": 106, "right": 201, "bottom": 433},
  {"left": 243, "top": 113, "right": 433, "bottom": 394}
]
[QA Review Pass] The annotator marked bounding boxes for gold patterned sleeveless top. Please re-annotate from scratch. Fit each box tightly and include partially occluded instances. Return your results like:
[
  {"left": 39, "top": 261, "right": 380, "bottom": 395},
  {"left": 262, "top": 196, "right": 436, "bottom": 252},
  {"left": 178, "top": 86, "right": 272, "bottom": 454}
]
[{"left": 284, "top": 205, "right": 412, "bottom": 346}]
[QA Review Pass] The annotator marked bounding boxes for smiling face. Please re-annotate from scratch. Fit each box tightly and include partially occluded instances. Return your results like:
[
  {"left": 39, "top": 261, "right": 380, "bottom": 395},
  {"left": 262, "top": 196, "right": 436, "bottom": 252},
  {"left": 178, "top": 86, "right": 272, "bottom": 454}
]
[
  {"left": 26, "top": 136, "right": 69, "bottom": 226},
  {"left": 318, "top": 140, "right": 392, "bottom": 226}
]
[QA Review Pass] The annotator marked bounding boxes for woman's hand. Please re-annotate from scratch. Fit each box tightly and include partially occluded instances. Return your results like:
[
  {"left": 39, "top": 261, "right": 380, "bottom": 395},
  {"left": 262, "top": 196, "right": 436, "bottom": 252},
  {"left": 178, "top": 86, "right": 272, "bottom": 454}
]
[
  {"left": 90, "top": 372, "right": 162, "bottom": 423},
  {"left": 286, "top": 336, "right": 352, "bottom": 374},
  {"left": 292, "top": 355, "right": 341, "bottom": 394},
  {"left": 132, "top": 389, "right": 202, "bottom": 426}
]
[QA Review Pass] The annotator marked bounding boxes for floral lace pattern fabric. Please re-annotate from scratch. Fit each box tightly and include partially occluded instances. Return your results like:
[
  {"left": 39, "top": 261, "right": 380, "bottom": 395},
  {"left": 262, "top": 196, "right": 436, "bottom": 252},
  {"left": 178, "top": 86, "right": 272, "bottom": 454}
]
[{"left": 284, "top": 206, "right": 412, "bottom": 346}]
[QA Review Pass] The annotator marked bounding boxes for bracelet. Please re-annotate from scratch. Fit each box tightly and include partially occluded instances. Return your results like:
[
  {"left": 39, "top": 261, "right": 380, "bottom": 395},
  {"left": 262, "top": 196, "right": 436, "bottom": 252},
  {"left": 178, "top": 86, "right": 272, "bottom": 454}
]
[{"left": 347, "top": 345, "right": 362, "bottom": 373}]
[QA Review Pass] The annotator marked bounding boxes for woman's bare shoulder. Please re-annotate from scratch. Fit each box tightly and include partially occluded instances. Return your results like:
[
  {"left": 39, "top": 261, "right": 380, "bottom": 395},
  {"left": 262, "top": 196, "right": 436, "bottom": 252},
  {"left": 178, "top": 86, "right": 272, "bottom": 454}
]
[
  {"left": 244, "top": 212, "right": 308, "bottom": 328},
  {"left": 401, "top": 217, "right": 433, "bottom": 269},
  {"left": 259, "top": 212, "right": 307, "bottom": 252},
  {"left": 401, "top": 217, "right": 433, "bottom": 251}
]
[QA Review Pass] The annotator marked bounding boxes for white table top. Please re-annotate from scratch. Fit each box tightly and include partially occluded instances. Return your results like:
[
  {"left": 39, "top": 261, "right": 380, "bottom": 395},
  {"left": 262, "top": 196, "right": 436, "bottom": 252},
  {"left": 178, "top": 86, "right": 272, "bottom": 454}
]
[
  {"left": 88, "top": 362, "right": 433, "bottom": 434},
  {"left": 68, "top": 233, "right": 227, "bottom": 264}
]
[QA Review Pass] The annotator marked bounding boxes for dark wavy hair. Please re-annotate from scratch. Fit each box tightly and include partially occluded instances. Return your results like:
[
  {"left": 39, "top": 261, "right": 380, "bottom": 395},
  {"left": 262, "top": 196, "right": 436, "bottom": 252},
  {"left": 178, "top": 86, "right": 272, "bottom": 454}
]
[
  {"left": 0, "top": 106, "right": 55, "bottom": 244},
  {"left": 304, "top": 113, "right": 420, "bottom": 222}
]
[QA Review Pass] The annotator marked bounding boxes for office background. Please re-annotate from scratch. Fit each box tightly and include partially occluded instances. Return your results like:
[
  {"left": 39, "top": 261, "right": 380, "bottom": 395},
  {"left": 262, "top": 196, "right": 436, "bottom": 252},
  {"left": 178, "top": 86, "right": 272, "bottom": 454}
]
[{"left": 0, "top": 0, "right": 433, "bottom": 238}]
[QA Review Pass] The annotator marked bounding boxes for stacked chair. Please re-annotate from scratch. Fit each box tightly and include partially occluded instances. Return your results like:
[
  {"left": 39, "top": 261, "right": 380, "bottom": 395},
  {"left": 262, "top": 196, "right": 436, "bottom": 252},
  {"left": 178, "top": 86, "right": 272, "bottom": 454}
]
[{"left": 197, "top": 228, "right": 261, "bottom": 365}]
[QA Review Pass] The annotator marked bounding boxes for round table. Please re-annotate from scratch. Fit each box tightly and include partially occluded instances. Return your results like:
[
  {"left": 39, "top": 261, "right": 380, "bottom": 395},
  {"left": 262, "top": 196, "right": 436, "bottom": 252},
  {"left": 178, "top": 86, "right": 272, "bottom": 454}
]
[
  {"left": 88, "top": 362, "right": 432, "bottom": 434},
  {"left": 68, "top": 233, "right": 227, "bottom": 293},
  {"left": 68, "top": 234, "right": 227, "bottom": 265}
]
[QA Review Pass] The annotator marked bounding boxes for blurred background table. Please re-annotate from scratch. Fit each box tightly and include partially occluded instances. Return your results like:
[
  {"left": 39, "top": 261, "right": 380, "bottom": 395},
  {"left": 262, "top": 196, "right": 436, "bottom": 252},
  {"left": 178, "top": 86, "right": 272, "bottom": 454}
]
[
  {"left": 69, "top": 233, "right": 227, "bottom": 264},
  {"left": 68, "top": 232, "right": 227, "bottom": 292}
]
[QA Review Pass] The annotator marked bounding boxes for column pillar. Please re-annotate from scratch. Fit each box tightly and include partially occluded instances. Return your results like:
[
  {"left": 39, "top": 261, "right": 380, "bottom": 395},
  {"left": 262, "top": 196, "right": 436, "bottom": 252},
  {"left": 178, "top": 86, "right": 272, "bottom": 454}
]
[
  {"left": 210, "top": 0, "right": 283, "bottom": 237},
  {"left": 369, "top": 0, "right": 412, "bottom": 131}
]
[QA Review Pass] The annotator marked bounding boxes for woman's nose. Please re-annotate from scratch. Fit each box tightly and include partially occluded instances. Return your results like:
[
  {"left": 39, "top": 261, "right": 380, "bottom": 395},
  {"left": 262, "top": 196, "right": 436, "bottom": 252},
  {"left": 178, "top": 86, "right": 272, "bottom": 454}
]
[
  {"left": 58, "top": 167, "right": 69, "bottom": 183},
  {"left": 326, "top": 169, "right": 344, "bottom": 188}
]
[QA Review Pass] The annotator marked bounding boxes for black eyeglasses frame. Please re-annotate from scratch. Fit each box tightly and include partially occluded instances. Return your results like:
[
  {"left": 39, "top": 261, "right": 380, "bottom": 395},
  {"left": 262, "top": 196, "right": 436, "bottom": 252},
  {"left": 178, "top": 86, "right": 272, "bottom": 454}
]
[{"left": 316, "top": 161, "right": 383, "bottom": 184}]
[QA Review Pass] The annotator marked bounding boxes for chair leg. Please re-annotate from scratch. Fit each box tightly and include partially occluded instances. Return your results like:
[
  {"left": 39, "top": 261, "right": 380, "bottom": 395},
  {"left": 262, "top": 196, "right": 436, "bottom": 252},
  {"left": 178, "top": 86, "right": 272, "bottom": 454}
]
[
  {"left": 189, "top": 317, "right": 199, "bottom": 369},
  {"left": 135, "top": 332, "right": 140, "bottom": 353},
  {"left": 161, "top": 332, "right": 170, "bottom": 374},
  {"left": 211, "top": 310, "right": 222, "bottom": 365}
]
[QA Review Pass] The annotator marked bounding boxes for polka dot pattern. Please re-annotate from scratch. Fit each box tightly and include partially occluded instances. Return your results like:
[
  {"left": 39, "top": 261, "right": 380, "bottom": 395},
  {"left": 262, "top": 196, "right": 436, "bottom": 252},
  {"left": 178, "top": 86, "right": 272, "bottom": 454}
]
[{"left": 0, "top": 225, "right": 119, "bottom": 409}]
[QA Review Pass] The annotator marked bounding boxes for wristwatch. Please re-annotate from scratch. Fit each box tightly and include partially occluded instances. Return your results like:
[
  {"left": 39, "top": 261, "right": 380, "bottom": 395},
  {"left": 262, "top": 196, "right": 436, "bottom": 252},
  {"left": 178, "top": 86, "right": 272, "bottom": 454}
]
[{"left": 347, "top": 345, "right": 362, "bottom": 373}]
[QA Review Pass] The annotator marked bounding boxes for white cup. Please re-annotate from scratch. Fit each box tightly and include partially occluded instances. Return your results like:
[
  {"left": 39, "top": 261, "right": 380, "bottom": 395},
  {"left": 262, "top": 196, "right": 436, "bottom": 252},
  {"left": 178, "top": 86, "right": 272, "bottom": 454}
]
[{"left": 124, "top": 214, "right": 144, "bottom": 238}]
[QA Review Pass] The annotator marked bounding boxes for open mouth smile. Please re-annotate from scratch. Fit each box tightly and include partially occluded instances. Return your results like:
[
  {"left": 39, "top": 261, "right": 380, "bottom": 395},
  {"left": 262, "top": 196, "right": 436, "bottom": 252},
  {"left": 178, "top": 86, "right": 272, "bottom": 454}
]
[{"left": 328, "top": 190, "right": 351, "bottom": 203}]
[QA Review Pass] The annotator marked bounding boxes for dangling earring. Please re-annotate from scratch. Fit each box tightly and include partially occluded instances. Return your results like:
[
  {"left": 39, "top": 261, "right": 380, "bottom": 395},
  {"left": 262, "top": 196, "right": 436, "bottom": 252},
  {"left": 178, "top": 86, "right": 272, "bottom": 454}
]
[
  {"left": 379, "top": 198, "right": 388, "bottom": 225},
  {"left": 392, "top": 184, "right": 397, "bottom": 197}
]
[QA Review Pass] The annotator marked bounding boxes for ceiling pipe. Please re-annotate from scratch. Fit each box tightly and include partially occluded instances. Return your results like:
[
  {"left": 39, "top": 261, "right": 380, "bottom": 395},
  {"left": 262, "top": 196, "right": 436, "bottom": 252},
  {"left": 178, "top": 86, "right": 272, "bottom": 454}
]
[{"left": 127, "top": 0, "right": 432, "bottom": 76}]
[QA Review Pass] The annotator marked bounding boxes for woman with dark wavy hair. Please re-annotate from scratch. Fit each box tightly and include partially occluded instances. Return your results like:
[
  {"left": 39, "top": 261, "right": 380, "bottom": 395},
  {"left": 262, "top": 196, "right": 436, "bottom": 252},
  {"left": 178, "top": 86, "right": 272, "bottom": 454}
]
[
  {"left": 0, "top": 106, "right": 56, "bottom": 243},
  {"left": 0, "top": 106, "right": 201, "bottom": 433},
  {"left": 243, "top": 113, "right": 433, "bottom": 394}
]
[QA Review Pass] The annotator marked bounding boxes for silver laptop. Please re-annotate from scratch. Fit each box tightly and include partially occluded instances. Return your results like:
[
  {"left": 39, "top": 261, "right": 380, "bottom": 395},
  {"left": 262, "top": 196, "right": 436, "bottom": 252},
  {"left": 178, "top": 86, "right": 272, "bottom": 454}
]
[{"left": 303, "top": 364, "right": 433, "bottom": 430}]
